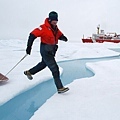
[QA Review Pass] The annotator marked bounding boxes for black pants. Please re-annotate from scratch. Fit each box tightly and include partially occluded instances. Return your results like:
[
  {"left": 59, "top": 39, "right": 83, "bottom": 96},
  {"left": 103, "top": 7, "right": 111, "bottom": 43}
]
[{"left": 29, "top": 43, "right": 63, "bottom": 89}]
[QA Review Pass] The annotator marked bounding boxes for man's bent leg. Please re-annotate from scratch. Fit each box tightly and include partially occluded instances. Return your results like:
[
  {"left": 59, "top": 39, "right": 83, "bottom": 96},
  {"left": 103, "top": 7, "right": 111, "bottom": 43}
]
[{"left": 29, "top": 58, "right": 46, "bottom": 75}]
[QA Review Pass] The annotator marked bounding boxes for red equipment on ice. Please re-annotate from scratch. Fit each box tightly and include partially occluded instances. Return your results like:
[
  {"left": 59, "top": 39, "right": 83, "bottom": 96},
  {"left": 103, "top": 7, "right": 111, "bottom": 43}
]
[
  {"left": 0, "top": 73, "right": 9, "bottom": 81},
  {"left": 0, "top": 54, "right": 28, "bottom": 82}
]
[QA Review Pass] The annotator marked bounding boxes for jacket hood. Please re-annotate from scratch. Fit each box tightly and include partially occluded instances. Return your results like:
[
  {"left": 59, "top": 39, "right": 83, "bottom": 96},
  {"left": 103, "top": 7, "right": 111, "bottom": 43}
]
[
  {"left": 44, "top": 18, "right": 51, "bottom": 27},
  {"left": 44, "top": 18, "right": 58, "bottom": 29}
]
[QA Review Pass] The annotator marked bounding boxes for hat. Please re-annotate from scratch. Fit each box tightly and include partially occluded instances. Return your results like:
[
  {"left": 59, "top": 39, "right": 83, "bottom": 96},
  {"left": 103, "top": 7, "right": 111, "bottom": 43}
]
[{"left": 49, "top": 11, "right": 58, "bottom": 21}]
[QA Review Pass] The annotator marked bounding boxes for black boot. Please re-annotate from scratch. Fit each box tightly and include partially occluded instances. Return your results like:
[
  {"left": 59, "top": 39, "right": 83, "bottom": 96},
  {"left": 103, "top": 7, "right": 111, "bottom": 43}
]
[
  {"left": 24, "top": 70, "right": 33, "bottom": 80},
  {"left": 58, "top": 87, "right": 69, "bottom": 94}
]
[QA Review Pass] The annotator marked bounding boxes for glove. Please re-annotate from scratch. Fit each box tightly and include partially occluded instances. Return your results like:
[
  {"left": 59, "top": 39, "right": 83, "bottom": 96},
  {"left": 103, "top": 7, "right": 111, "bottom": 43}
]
[
  {"left": 62, "top": 36, "right": 68, "bottom": 42},
  {"left": 26, "top": 46, "right": 31, "bottom": 55},
  {"left": 59, "top": 35, "right": 68, "bottom": 42}
]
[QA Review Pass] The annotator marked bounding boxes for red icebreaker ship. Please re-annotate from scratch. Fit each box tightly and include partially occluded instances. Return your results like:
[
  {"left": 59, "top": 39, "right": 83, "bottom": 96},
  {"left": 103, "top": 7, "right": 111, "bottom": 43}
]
[{"left": 82, "top": 25, "right": 120, "bottom": 43}]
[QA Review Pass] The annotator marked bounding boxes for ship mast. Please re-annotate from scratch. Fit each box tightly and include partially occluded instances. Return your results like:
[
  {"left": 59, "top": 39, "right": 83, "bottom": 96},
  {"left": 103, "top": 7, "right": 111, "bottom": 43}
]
[{"left": 97, "top": 24, "right": 100, "bottom": 34}]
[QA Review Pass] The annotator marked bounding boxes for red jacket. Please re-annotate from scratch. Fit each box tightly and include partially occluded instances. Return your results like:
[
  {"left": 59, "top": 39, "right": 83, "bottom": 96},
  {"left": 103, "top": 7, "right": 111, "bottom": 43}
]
[{"left": 31, "top": 18, "right": 63, "bottom": 45}]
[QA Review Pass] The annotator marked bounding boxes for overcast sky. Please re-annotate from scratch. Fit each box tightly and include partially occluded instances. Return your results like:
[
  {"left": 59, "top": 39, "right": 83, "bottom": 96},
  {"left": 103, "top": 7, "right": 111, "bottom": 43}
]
[{"left": 0, "top": 0, "right": 120, "bottom": 41}]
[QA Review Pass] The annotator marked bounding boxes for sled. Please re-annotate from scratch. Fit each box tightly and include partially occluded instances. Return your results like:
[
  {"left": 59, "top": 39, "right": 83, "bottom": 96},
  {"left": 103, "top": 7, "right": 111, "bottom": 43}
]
[
  {"left": 0, "top": 73, "right": 9, "bottom": 81},
  {"left": 0, "top": 54, "right": 27, "bottom": 82}
]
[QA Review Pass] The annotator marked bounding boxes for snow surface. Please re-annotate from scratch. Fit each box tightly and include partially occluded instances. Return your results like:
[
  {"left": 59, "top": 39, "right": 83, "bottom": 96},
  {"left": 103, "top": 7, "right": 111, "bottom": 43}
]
[
  {"left": 1, "top": 1, "right": 120, "bottom": 119},
  {"left": 1, "top": 40, "right": 120, "bottom": 120}
]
